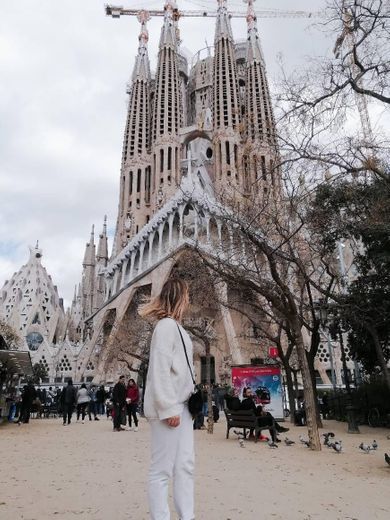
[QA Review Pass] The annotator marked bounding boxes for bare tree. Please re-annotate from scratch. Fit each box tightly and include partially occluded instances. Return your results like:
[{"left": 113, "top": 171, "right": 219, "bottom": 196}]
[
  {"left": 276, "top": 0, "right": 390, "bottom": 184},
  {"left": 0, "top": 319, "right": 22, "bottom": 350}
]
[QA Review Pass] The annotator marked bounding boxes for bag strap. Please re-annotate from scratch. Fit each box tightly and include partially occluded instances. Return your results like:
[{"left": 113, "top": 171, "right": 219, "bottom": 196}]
[{"left": 177, "top": 324, "right": 196, "bottom": 386}]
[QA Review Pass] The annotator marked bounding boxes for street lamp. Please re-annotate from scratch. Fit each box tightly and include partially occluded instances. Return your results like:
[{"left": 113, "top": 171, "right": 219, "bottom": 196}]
[{"left": 322, "top": 303, "right": 360, "bottom": 434}]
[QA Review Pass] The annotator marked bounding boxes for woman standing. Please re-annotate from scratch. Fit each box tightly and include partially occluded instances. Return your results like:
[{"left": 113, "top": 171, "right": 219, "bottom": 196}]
[
  {"left": 140, "top": 278, "right": 195, "bottom": 520},
  {"left": 126, "top": 378, "right": 139, "bottom": 431},
  {"left": 76, "top": 383, "right": 90, "bottom": 423}
]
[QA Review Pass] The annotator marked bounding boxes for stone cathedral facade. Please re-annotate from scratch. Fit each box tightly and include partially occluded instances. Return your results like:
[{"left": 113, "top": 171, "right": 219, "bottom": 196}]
[
  {"left": 75, "top": 0, "right": 285, "bottom": 383},
  {"left": 1, "top": 1, "right": 346, "bottom": 386}
]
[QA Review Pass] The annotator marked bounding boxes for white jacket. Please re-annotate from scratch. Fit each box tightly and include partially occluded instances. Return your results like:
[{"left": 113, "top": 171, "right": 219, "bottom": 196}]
[
  {"left": 144, "top": 317, "right": 194, "bottom": 420},
  {"left": 77, "top": 387, "right": 90, "bottom": 404}
]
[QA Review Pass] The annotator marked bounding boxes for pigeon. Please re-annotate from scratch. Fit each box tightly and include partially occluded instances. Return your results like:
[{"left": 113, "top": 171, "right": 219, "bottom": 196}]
[
  {"left": 371, "top": 440, "right": 378, "bottom": 450},
  {"left": 284, "top": 437, "right": 295, "bottom": 446},
  {"left": 322, "top": 432, "right": 335, "bottom": 446},
  {"left": 359, "top": 442, "right": 371, "bottom": 454},
  {"left": 268, "top": 439, "right": 279, "bottom": 448},
  {"left": 299, "top": 435, "right": 311, "bottom": 448},
  {"left": 238, "top": 438, "right": 245, "bottom": 448},
  {"left": 385, "top": 453, "right": 390, "bottom": 466},
  {"left": 330, "top": 441, "right": 343, "bottom": 453}
]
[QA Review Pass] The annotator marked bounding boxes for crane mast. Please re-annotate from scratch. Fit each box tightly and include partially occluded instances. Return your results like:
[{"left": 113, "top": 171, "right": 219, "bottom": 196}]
[{"left": 333, "top": 3, "right": 373, "bottom": 145}]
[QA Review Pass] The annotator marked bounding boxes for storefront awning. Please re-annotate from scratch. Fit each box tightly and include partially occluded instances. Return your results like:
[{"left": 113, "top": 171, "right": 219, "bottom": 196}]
[{"left": 0, "top": 350, "right": 33, "bottom": 376}]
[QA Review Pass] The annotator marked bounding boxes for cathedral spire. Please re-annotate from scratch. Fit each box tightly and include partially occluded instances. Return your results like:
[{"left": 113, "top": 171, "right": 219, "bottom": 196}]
[
  {"left": 114, "top": 13, "right": 153, "bottom": 253},
  {"left": 159, "top": 0, "right": 178, "bottom": 49},
  {"left": 151, "top": 0, "right": 182, "bottom": 206},
  {"left": 215, "top": 0, "right": 234, "bottom": 41},
  {"left": 83, "top": 225, "right": 96, "bottom": 267},
  {"left": 246, "top": 0, "right": 264, "bottom": 64},
  {"left": 97, "top": 215, "right": 108, "bottom": 263},
  {"left": 213, "top": 0, "right": 241, "bottom": 191},
  {"left": 132, "top": 11, "right": 151, "bottom": 82},
  {"left": 244, "top": 0, "right": 279, "bottom": 195}
]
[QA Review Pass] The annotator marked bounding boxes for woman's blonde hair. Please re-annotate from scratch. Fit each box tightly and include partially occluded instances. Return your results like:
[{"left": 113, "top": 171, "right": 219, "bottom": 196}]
[{"left": 139, "top": 278, "right": 189, "bottom": 322}]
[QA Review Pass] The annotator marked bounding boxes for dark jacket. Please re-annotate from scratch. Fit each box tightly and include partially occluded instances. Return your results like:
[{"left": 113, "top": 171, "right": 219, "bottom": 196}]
[
  {"left": 113, "top": 382, "right": 126, "bottom": 406},
  {"left": 96, "top": 387, "right": 106, "bottom": 404},
  {"left": 22, "top": 384, "right": 37, "bottom": 405},
  {"left": 240, "top": 397, "right": 257, "bottom": 412},
  {"left": 61, "top": 384, "right": 77, "bottom": 405},
  {"left": 224, "top": 394, "right": 241, "bottom": 411}
]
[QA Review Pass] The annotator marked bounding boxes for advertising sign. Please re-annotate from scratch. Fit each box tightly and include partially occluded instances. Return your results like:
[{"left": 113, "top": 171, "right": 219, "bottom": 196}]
[{"left": 231, "top": 365, "right": 284, "bottom": 419}]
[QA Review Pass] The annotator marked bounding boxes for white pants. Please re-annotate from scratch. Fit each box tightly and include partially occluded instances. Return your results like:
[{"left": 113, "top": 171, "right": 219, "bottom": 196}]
[{"left": 148, "top": 407, "right": 195, "bottom": 520}]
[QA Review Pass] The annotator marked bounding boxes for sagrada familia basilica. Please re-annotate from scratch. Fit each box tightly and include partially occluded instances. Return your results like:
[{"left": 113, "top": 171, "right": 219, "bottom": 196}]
[{"left": 0, "top": 1, "right": 350, "bottom": 386}]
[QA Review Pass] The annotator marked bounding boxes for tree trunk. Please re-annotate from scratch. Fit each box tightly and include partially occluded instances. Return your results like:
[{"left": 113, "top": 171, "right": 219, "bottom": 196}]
[
  {"left": 366, "top": 324, "right": 390, "bottom": 391},
  {"left": 306, "top": 350, "right": 323, "bottom": 429},
  {"left": 284, "top": 366, "right": 296, "bottom": 424},
  {"left": 292, "top": 319, "right": 321, "bottom": 451}
]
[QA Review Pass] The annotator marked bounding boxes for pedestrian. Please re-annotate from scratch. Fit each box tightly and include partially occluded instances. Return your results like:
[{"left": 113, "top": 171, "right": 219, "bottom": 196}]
[
  {"left": 96, "top": 385, "right": 106, "bottom": 415},
  {"left": 217, "top": 384, "right": 226, "bottom": 411},
  {"left": 88, "top": 385, "right": 99, "bottom": 421},
  {"left": 126, "top": 378, "right": 139, "bottom": 431},
  {"left": 61, "top": 379, "right": 77, "bottom": 425},
  {"left": 76, "top": 383, "right": 90, "bottom": 423},
  {"left": 140, "top": 278, "right": 195, "bottom": 520},
  {"left": 112, "top": 376, "right": 126, "bottom": 432},
  {"left": 17, "top": 381, "right": 36, "bottom": 424}
]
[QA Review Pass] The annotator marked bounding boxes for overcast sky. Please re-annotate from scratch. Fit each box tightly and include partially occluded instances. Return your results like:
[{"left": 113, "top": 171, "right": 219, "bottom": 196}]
[{"left": 1, "top": 0, "right": 331, "bottom": 307}]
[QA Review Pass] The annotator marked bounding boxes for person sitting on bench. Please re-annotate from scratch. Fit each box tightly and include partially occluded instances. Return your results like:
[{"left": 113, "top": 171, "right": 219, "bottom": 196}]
[{"left": 240, "top": 388, "right": 289, "bottom": 442}]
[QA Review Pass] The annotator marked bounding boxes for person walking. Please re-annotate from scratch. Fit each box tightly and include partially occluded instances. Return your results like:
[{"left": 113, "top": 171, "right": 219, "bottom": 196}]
[
  {"left": 112, "top": 375, "right": 126, "bottom": 432},
  {"left": 126, "top": 378, "right": 139, "bottom": 431},
  {"left": 17, "top": 382, "right": 37, "bottom": 424},
  {"left": 76, "top": 383, "right": 90, "bottom": 423},
  {"left": 96, "top": 385, "right": 106, "bottom": 415},
  {"left": 88, "top": 385, "right": 99, "bottom": 421},
  {"left": 140, "top": 278, "right": 195, "bottom": 520},
  {"left": 61, "top": 379, "right": 77, "bottom": 425}
]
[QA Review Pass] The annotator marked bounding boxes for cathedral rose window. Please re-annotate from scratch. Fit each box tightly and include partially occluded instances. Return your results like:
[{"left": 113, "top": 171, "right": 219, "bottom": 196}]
[{"left": 26, "top": 332, "right": 44, "bottom": 351}]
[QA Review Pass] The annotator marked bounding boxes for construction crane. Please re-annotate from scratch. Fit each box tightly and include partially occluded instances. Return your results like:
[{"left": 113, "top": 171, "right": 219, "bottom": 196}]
[
  {"left": 105, "top": 3, "right": 321, "bottom": 21},
  {"left": 333, "top": 3, "right": 373, "bottom": 145}
]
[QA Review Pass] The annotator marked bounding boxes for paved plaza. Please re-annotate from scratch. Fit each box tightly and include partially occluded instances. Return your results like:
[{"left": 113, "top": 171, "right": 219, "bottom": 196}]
[{"left": 1, "top": 417, "right": 389, "bottom": 520}]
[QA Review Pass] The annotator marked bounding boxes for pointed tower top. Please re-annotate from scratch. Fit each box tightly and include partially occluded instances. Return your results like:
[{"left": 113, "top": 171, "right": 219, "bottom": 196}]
[
  {"left": 83, "top": 225, "right": 96, "bottom": 266},
  {"left": 97, "top": 216, "right": 109, "bottom": 263},
  {"left": 132, "top": 11, "right": 151, "bottom": 81},
  {"left": 159, "top": 0, "right": 178, "bottom": 49},
  {"left": 29, "top": 243, "right": 43, "bottom": 263},
  {"left": 215, "top": 0, "right": 233, "bottom": 41},
  {"left": 245, "top": 0, "right": 264, "bottom": 64}
]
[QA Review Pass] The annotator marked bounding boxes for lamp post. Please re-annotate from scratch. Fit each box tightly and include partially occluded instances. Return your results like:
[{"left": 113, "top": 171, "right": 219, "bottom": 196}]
[{"left": 328, "top": 317, "right": 360, "bottom": 433}]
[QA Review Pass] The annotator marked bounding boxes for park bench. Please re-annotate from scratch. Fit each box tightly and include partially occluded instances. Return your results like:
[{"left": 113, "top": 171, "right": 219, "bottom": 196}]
[{"left": 224, "top": 409, "right": 269, "bottom": 443}]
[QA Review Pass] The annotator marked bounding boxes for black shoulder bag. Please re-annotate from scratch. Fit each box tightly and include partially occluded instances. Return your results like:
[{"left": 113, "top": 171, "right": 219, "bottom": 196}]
[{"left": 177, "top": 324, "right": 203, "bottom": 419}]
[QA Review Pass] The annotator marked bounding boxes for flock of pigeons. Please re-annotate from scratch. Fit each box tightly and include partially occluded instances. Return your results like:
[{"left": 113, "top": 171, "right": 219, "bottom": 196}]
[{"left": 234, "top": 429, "right": 390, "bottom": 467}]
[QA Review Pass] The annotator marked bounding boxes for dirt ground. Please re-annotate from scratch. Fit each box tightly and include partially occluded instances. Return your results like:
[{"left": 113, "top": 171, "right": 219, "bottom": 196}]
[{"left": 0, "top": 414, "right": 389, "bottom": 520}]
